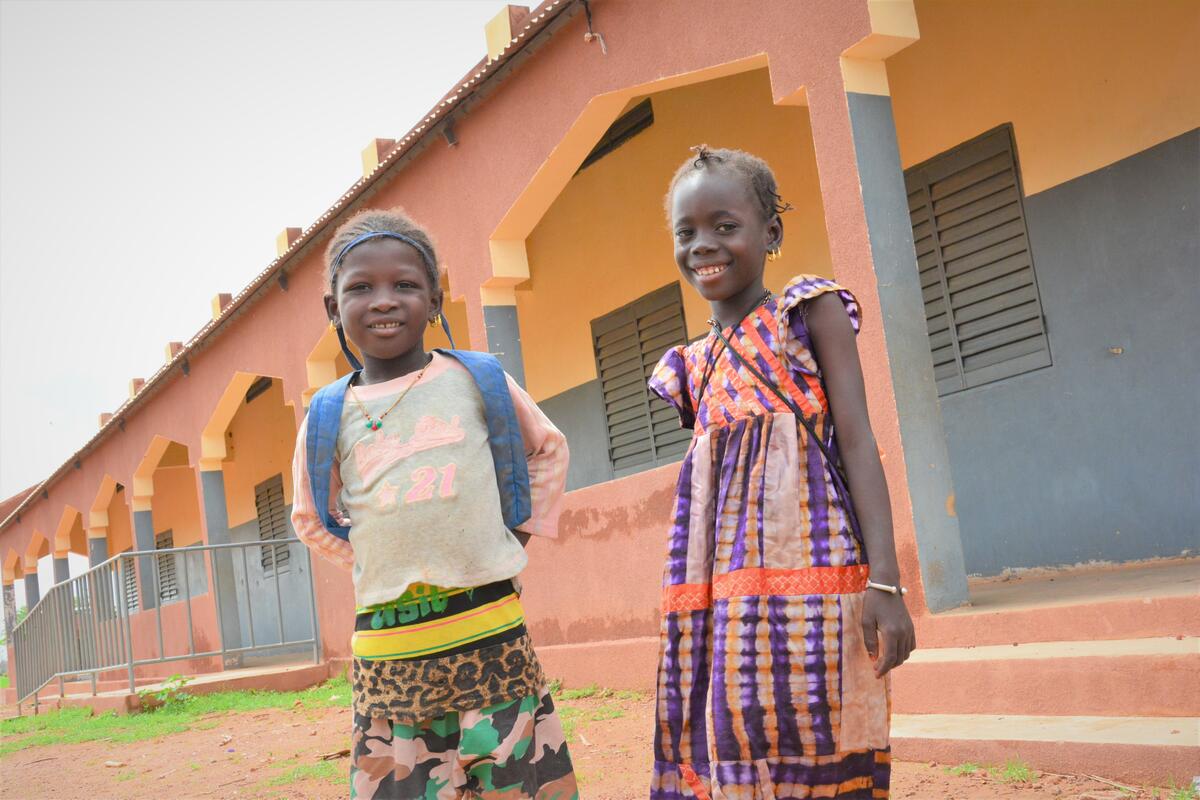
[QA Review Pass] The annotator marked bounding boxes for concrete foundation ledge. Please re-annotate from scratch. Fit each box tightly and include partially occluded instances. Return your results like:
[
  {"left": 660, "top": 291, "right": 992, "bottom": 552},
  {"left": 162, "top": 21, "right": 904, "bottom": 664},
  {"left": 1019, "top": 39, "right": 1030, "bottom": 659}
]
[
  {"left": 18, "top": 662, "right": 334, "bottom": 716},
  {"left": 891, "top": 713, "right": 1200, "bottom": 785},
  {"left": 536, "top": 636, "right": 659, "bottom": 692},
  {"left": 892, "top": 637, "right": 1200, "bottom": 716}
]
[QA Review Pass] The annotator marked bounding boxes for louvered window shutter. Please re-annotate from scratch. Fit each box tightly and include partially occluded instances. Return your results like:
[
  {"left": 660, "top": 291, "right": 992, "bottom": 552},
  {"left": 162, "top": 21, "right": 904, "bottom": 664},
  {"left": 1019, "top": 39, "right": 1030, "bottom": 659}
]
[
  {"left": 905, "top": 125, "right": 1051, "bottom": 396},
  {"left": 591, "top": 283, "right": 691, "bottom": 477},
  {"left": 255, "top": 474, "right": 290, "bottom": 576},
  {"left": 123, "top": 555, "right": 139, "bottom": 611},
  {"left": 154, "top": 530, "right": 178, "bottom": 602}
]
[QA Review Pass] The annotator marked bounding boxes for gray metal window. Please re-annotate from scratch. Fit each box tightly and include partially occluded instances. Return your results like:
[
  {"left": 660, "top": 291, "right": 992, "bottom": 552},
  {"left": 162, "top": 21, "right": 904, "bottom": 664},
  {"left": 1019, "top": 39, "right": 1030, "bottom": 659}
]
[
  {"left": 255, "top": 474, "right": 290, "bottom": 576},
  {"left": 905, "top": 124, "right": 1051, "bottom": 396},
  {"left": 591, "top": 283, "right": 691, "bottom": 477},
  {"left": 154, "top": 530, "right": 179, "bottom": 602}
]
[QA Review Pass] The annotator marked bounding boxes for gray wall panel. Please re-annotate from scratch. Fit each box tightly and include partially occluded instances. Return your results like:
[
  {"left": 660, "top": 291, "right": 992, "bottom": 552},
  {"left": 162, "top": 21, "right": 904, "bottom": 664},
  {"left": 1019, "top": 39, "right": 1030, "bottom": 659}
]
[
  {"left": 940, "top": 129, "right": 1200, "bottom": 574},
  {"left": 483, "top": 304, "right": 527, "bottom": 388},
  {"left": 539, "top": 379, "right": 614, "bottom": 492}
]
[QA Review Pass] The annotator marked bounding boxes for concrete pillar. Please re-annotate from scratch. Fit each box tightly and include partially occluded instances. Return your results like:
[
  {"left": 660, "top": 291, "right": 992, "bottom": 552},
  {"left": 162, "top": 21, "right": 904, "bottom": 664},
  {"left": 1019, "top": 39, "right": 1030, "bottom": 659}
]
[
  {"left": 838, "top": 80, "right": 970, "bottom": 611},
  {"left": 481, "top": 286, "right": 527, "bottom": 388},
  {"left": 53, "top": 556, "right": 70, "bottom": 584},
  {"left": 132, "top": 509, "right": 158, "bottom": 610},
  {"left": 200, "top": 469, "right": 243, "bottom": 663},
  {"left": 87, "top": 533, "right": 109, "bottom": 567},
  {"left": 23, "top": 570, "right": 40, "bottom": 610}
]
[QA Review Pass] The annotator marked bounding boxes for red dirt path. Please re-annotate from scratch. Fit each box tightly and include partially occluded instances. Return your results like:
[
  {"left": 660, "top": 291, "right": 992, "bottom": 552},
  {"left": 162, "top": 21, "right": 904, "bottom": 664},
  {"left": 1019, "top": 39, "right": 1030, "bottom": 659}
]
[{"left": 0, "top": 695, "right": 1182, "bottom": 799}]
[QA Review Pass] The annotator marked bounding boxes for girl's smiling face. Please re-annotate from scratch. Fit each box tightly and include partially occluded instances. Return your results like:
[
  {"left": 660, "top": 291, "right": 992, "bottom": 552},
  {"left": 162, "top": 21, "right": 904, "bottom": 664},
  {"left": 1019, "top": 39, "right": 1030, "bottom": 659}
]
[
  {"left": 670, "top": 169, "right": 782, "bottom": 311},
  {"left": 324, "top": 238, "right": 441, "bottom": 371}
]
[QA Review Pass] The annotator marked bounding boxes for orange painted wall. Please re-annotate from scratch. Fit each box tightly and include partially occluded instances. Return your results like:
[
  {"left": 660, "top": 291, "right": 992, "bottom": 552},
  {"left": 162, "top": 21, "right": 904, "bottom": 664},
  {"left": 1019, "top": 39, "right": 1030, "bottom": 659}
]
[
  {"left": 107, "top": 490, "right": 133, "bottom": 554},
  {"left": 65, "top": 516, "right": 86, "bottom": 557},
  {"left": 886, "top": 0, "right": 1200, "bottom": 194},
  {"left": 220, "top": 379, "right": 298, "bottom": 528},
  {"left": 150, "top": 466, "right": 202, "bottom": 547},
  {"left": 519, "top": 68, "right": 833, "bottom": 402},
  {"left": 521, "top": 465, "right": 675, "bottom": 647}
]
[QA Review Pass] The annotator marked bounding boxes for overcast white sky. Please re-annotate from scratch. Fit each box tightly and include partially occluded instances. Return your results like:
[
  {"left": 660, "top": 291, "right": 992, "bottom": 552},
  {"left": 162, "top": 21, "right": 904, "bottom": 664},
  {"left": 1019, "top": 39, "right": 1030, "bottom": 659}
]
[{"left": 1, "top": 0, "right": 505, "bottom": 600}]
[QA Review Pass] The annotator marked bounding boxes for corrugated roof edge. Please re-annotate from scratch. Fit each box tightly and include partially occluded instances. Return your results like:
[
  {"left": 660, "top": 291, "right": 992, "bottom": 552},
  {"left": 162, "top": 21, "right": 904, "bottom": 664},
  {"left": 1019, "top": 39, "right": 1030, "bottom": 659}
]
[{"left": 0, "top": 0, "right": 580, "bottom": 533}]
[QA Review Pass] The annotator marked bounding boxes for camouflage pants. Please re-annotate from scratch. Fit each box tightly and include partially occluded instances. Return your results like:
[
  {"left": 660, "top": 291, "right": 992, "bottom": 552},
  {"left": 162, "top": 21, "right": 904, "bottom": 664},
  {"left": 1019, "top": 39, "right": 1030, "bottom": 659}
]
[{"left": 350, "top": 687, "right": 578, "bottom": 799}]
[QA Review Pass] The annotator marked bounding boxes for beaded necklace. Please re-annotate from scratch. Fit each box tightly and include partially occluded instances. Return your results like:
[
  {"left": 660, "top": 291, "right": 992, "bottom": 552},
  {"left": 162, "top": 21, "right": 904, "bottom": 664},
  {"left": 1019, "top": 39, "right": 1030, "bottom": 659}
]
[{"left": 347, "top": 355, "right": 432, "bottom": 431}]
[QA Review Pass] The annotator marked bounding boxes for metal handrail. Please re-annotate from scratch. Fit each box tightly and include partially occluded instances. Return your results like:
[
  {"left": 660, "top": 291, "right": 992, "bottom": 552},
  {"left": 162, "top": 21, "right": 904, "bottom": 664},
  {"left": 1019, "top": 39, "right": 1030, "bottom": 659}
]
[{"left": 10, "top": 538, "right": 321, "bottom": 713}]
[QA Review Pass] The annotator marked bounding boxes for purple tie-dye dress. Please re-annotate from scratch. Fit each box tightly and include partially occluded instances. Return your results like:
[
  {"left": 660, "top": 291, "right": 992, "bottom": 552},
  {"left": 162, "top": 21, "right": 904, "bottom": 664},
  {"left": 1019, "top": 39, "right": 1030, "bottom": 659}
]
[{"left": 647, "top": 276, "right": 891, "bottom": 799}]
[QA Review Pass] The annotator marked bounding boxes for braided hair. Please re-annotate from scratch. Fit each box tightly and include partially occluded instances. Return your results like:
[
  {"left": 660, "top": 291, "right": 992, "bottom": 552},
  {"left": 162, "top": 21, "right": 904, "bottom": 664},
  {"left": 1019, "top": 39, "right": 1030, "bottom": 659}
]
[
  {"left": 664, "top": 145, "right": 792, "bottom": 224},
  {"left": 325, "top": 208, "right": 440, "bottom": 291}
]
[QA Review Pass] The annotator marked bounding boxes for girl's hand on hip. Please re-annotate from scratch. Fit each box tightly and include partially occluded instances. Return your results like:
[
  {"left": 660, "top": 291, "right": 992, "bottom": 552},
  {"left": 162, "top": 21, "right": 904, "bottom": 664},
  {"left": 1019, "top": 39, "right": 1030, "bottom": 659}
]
[{"left": 862, "top": 590, "right": 916, "bottom": 678}]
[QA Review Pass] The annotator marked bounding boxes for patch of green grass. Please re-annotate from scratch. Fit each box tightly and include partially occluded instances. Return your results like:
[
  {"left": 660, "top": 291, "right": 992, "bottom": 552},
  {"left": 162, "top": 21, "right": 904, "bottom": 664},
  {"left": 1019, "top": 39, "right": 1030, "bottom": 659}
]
[
  {"left": 0, "top": 674, "right": 350, "bottom": 757},
  {"left": 557, "top": 683, "right": 601, "bottom": 701},
  {"left": 1158, "top": 781, "right": 1199, "bottom": 800},
  {"left": 556, "top": 706, "right": 582, "bottom": 742},
  {"left": 554, "top": 683, "right": 645, "bottom": 702},
  {"left": 188, "top": 762, "right": 201, "bottom": 772},
  {"left": 588, "top": 703, "right": 625, "bottom": 721},
  {"left": 945, "top": 762, "right": 982, "bottom": 776},
  {"left": 992, "top": 759, "right": 1038, "bottom": 783},
  {"left": 115, "top": 770, "right": 137, "bottom": 782},
  {"left": 0, "top": 675, "right": 9, "bottom": 689},
  {"left": 263, "top": 760, "right": 342, "bottom": 787}
]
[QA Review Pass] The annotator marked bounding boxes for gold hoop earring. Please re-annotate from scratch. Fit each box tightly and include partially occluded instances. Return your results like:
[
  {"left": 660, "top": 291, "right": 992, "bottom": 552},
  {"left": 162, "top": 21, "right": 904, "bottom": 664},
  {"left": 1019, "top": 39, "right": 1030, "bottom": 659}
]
[
  {"left": 767, "top": 247, "right": 781, "bottom": 262},
  {"left": 429, "top": 314, "right": 442, "bottom": 330}
]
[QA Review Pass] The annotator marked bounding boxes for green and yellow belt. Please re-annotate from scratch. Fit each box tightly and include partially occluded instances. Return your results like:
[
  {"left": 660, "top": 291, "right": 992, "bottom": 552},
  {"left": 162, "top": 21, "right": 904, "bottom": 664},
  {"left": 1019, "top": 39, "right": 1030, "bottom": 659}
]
[{"left": 351, "top": 579, "right": 525, "bottom": 661}]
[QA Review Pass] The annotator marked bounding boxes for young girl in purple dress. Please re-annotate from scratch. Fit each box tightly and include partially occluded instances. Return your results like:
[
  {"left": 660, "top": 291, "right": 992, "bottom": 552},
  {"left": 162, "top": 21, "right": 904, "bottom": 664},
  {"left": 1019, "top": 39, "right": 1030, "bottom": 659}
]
[{"left": 648, "top": 147, "right": 916, "bottom": 799}]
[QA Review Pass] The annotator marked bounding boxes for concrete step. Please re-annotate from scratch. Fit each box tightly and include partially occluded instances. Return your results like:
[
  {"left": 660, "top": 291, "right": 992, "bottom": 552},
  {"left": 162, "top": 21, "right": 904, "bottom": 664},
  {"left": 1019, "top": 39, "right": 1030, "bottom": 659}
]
[
  {"left": 3, "top": 675, "right": 161, "bottom": 705},
  {"left": 891, "top": 712, "right": 1200, "bottom": 786},
  {"left": 915, "top": 559, "right": 1199, "bottom": 649},
  {"left": 892, "top": 636, "right": 1200, "bottom": 717},
  {"left": 10, "top": 661, "right": 333, "bottom": 715}
]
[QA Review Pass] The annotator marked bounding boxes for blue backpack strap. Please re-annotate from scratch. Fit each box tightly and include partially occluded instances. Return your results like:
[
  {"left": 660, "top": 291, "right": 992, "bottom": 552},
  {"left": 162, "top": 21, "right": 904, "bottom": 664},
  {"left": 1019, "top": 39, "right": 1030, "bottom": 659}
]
[
  {"left": 305, "top": 373, "right": 355, "bottom": 541},
  {"left": 436, "top": 349, "right": 532, "bottom": 530}
]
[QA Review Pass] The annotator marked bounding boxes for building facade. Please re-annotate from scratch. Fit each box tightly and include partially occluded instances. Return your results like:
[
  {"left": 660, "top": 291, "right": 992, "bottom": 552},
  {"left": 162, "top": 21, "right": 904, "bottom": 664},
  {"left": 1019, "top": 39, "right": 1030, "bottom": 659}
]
[{"left": 3, "top": 0, "right": 1196, "bottom": 698}]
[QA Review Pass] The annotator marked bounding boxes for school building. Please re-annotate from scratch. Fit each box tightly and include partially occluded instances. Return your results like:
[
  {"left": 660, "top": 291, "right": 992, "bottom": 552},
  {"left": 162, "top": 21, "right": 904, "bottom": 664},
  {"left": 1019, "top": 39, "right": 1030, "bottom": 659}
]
[{"left": 2, "top": 0, "right": 1197, "bottom": 783}]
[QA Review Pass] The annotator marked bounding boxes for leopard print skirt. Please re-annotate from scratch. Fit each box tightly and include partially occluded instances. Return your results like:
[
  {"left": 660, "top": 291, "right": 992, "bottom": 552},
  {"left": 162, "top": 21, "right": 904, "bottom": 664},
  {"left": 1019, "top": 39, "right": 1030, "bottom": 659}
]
[
  {"left": 352, "top": 632, "right": 545, "bottom": 724},
  {"left": 349, "top": 579, "right": 545, "bottom": 724}
]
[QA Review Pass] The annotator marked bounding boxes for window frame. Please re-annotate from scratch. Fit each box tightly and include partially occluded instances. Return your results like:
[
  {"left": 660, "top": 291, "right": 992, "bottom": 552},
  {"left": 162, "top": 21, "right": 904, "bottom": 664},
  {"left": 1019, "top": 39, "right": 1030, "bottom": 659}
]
[
  {"left": 590, "top": 282, "right": 691, "bottom": 478},
  {"left": 904, "top": 123, "right": 1052, "bottom": 396}
]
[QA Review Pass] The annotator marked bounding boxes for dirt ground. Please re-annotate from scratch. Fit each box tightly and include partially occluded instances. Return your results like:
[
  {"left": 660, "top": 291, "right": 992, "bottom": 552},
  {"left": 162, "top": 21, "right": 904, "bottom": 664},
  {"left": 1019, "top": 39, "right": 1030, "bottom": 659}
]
[{"left": 0, "top": 694, "right": 1187, "bottom": 799}]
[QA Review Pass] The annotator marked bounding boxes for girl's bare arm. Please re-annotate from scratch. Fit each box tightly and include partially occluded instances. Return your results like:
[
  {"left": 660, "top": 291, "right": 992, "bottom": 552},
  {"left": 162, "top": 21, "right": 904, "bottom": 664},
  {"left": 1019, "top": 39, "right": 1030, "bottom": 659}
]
[{"left": 806, "top": 292, "right": 916, "bottom": 677}]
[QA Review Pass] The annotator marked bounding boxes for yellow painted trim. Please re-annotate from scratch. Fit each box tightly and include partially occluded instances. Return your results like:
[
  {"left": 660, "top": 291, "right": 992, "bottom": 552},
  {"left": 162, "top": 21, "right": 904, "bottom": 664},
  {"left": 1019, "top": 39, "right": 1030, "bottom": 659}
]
[
  {"left": 484, "top": 6, "right": 515, "bottom": 62},
  {"left": 86, "top": 526, "right": 108, "bottom": 540},
  {"left": 199, "top": 372, "right": 259, "bottom": 468},
  {"left": 275, "top": 228, "right": 301, "bottom": 257},
  {"left": 211, "top": 293, "right": 232, "bottom": 320},
  {"left": 487, "top": 239, "right": 531, "bottom": 284},
  {"left": 23, "top": 563, "right": 37, "bottom": 574},
  {"left": 131, "top": 495, "right": 152, "bottom": 513},
  {"left": 843, "top": 0, "right": 920, "bottom": 61},
  {"left": 487, "top": 54, "right": 772, "bottom": 258},
  {"left": 480, "top": 285, "right": 518, "bottom": 306},
  {"left": 840, "top": 56, "right": 891, "bottom": 96},
  {"left": 53, "top": 506, "right": 80, "bottom": 554}
]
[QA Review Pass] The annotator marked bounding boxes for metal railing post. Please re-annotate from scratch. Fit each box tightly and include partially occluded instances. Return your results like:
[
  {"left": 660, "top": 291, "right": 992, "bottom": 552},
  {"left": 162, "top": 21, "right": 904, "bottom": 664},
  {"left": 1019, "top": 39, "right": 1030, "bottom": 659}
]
[
  {"left": 273, "top": 543, "right": 285, "bottom": 646},
  {"left": 181, "top": 548, "right": 196, "bottom": 656},
  {"left": 119, "top": 556, "right": 136, "bottom": 695}
]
